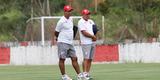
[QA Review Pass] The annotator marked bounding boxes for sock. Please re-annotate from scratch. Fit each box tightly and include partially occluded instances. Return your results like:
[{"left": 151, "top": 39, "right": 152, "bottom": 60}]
[{"left": 62, "top": 74, "right": 66, "bottom": 77}]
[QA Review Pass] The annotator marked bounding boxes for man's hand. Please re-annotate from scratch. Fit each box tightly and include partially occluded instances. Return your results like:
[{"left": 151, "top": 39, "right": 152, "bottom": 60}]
[
  {"left": 52, "top": 31, "right": 59, "bottom": 45},
  {"left": 92, "top": 35, "right": 97, "bottom": 41},
  {"left": 51, "top": 37, "right": 58, "bottom": 45},
  {"left": 81, "top": 30, "right": 97, "bottom": 41}
]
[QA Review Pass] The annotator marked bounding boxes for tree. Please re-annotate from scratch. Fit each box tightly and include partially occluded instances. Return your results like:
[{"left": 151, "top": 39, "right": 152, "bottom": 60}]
[
  {"left": 0, "top": 0, "right": 30, "bottom": 41},
  {"left": 98, "top": 0, "right": 160, "bottom": 42}
]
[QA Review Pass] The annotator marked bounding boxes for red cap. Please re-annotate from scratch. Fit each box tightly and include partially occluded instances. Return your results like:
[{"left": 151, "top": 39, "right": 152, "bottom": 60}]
[
  {"left": 81, "top": 9, "right": 91, "bottom": 15},
  {"left": 64, "top": 5, "right": 73, "bottom": 12}
]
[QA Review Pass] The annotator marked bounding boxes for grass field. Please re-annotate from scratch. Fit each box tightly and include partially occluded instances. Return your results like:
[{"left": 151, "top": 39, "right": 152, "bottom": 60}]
[{"left": 0, "top": 63, "right": 160, "bottom": 80}]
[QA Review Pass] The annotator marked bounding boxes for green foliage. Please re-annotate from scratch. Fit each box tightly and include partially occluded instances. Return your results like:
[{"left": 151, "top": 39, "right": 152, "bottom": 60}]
[
  {"left": 76, "top": 0, "right": 92, "bottom": 9},
  {"left": 0, "top": 34, "right": 13, "bottom": 41},
  {"left": 98, "top": 0, "right": 160, "bottom": 43},
  {"left": 0, "top": 9, "right": 24, "bottom": 24},
  {"left": 0, "top": 0, "right": 30, "bottom": 41},
  {"left": 145, "top": 31, "right": 157, "bottom": 38},
  {"left": 0, "top": 9, "right": 25, "bottom": 41},
  {"left": 50, "top": 0, "right": 66, "bottom": 15},
  {"left": 0, "top": 0, "right": 160, "bottom": 42}
]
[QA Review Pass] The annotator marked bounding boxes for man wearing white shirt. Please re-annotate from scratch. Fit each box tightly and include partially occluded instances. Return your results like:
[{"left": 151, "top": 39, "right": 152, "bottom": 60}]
[
  {"left": 78, "top": 9, "right": 97, "bottom": 80},
  {"left": 55, "top": 5, "right": 83, "bottom": 80}
]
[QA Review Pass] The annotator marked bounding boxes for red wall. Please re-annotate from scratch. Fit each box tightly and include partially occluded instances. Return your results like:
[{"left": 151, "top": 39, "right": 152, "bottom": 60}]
[
  {"left": 0, "top": 45, "right": 119, "bottom": 64},
  {"left": 0, "top": 47, "right": 10, "bottom": 64},
  {"left": 94, "top": 45, "right": 119, "bottom": 62}
]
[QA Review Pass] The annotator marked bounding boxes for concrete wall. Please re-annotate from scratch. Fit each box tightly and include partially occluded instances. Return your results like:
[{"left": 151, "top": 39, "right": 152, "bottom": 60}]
[
  {"left": 1, "top": 43, "right": 160, "bottom": 65},
  {"left": 10, "top": 46, "right": 83, "bottom": 65},
  {"left": 119, "top": 43, "right": 160, "bottom": 63}
]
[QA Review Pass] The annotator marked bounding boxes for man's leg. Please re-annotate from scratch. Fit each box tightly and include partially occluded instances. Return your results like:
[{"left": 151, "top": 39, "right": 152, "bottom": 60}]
[
  {"left": 83, "top": 59, "right": 88, "bottom": 72},
  {"left": 82, "top": 60, "right": 85, "bottom": 72},
  {"left": 71, "top": 57, "right": 81, "bottom": 74},
  {"left": 83, "top": 59, "right": 91, "bottom": 80},
  {"left": 86, "top": 44, "right": 95, "bottom": 73},
  {"left": 59, "top": 58, "right": 66, "bottom": 75},
  {"left": 71, "top": 57, "right": 84, "bottom": 80},
  {"left": 82, "top": 44, "right": 95, "bottom": 80},
  {"left": 86, "top": 59, "right": 92, "bottom": 72},
  {"left": 83, "top": 59, "right": 92, "bottom": 72},
  {"left": 82, "top": 44, "right": 94, "bottom": 73},
  {"left": 57, "top": 43, "right": 73, "bottom": 80}
]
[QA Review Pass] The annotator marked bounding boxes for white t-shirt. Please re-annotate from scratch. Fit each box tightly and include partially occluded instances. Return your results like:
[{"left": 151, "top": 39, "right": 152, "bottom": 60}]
[
  {"left": 78, "top": 18, "right": 95, "bottom": 44},
  {"left": 55, "top": 16, "right": 73, "bottom": 44}
]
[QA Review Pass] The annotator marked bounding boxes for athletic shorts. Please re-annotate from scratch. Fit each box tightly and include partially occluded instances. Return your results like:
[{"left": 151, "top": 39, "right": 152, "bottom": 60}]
[
  {"left": 81, "top": 43, "right": 96, "bottom": 59},
  {"left": 57, "top": 42, "right": 77, "bottom": 59}
]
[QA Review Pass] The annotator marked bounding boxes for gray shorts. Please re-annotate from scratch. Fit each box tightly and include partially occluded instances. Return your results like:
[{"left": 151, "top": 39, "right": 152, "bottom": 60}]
[
  {"left": 57, "top": 42, "right": 77, "bottom": 59},
  {"left": 81, "top": 43, "right": 96, "bottom": 59}
]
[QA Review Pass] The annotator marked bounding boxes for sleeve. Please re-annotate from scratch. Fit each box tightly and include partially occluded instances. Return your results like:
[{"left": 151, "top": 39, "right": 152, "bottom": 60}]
[
  {"left": 90, "top": 20, "right": 98, "bottom": 35},
  {"left": 78, "top": 21, "right": 86, "bottom": 31},
  {"left": 92, "top": 24, "right": 99, "bottom": 35},
  {"left": 55, "top": 20, "right": 62, "bottom": 32},
  {"left": 89, "top": 19, "right": 95, "bottom": 25}
]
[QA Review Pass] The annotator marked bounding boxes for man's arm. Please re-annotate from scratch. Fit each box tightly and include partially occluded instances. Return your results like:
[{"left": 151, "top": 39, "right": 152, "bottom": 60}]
[
  {"left": 55, "top": 31, "right": 59, "bottom": 41},
  {"left": 81, "top": 30, "right": 96, "bottom": 41},
  {"left": 73, "top": 25, "right": 78, "bottom": 38}
]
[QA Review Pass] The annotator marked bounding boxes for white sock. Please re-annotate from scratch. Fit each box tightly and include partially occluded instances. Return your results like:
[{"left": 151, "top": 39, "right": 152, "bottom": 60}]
[{"left": 62, "top": 74, "right": 67, "bottom": 77}]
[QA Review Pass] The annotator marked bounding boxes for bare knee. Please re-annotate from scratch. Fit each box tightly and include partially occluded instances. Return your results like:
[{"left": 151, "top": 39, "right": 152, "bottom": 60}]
[
  {"left": 59, "top": 58, "right": 65, "bottom": 63},
  {"left": 88, "top": 59, "right": 92, "bottom": 62},
  {"left": 71, "top": 57, "right": 78, "bottom": 62},
  {"left": 84, "top": 58, "right": 92, "bottom": 61}
]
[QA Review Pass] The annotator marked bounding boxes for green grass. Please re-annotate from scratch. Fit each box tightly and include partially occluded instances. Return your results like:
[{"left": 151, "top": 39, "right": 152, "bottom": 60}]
[{"left": 0, "top": 63, "right": 160, "bottom": 80}]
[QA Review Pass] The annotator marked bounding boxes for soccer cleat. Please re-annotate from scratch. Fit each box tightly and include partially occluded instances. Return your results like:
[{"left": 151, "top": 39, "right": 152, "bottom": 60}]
[
  {"left": 83, "top": 77, "right": 90, "bottom": 80},
  {"left": 62, "top": 74, "right": 72, "bottom": 80},
  {"left": 83, "top": 72, "right": 91, "bottom": 80},
  {"left": 77, "top": 73, "right": 84, "bottom": 80}
]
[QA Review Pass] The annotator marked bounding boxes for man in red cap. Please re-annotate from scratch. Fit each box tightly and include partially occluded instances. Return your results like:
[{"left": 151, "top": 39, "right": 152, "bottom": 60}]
[
  {"left": 78, "top": 9, "right": 97, "bottom": 80},
  {"left": 55, "top": 5, "right": 83, "bottom": 80}
]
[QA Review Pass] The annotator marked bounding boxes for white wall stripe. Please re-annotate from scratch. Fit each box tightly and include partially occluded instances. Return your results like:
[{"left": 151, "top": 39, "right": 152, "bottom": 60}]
[
  {"left": 119, "top": 43, "right": 160, "bottom": 63},
  {"left": 10, "top": 46, "right": 83, "bottom": 65}
]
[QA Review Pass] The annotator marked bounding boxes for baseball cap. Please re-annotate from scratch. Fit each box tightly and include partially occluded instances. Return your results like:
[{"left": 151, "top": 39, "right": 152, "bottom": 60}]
[
  {"left": 64, "top": 5, "right": 73, "bottom": 12},
  {"left": 81, "top": 9, "right": 91, "bottom": 15}
]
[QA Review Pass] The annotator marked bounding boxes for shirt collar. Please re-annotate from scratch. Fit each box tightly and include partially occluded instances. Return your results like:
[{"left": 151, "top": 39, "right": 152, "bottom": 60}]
[
  {"left": 62, "top": 16, "right": 71, "bottom": 21},
  {"left": 81, "top": 18, "right": 90, "bottom": 23}
]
